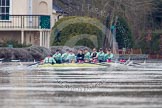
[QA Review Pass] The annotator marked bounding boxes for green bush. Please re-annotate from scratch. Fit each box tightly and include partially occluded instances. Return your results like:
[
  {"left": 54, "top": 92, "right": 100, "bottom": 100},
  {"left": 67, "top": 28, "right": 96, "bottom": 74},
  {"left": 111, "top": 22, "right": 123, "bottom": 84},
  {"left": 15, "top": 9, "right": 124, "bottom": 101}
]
[
  {"left": 116, "top": 17, "right": 134, "bottom": 49},
  {"left": 51, "top": 16, "right": 105, "bottom": 49},
  {"left": 75, "top": 38, "right": 95, "bottom": 49}
]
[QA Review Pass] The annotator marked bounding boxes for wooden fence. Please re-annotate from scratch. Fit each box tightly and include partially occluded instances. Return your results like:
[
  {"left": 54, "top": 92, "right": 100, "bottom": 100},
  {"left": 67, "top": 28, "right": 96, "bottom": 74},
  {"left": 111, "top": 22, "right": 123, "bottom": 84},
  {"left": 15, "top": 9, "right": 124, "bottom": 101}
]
[{"left": 118, "top": 49, "right": 142, "bottom": 55}]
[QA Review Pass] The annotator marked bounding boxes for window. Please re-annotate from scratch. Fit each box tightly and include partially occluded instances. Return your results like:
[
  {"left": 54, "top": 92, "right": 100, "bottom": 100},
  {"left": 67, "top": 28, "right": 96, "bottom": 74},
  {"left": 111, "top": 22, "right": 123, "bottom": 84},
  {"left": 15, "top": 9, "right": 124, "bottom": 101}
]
[{"left": 0, "top": 0, "right": 10, "bottom": 20}]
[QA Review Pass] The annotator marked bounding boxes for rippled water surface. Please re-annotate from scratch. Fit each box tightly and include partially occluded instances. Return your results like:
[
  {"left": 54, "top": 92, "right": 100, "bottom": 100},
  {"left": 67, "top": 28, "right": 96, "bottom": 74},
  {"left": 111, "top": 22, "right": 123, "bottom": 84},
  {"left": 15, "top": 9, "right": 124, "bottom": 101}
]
[{"left": 0, "top": 64, "right": 162, "bottom": 108}]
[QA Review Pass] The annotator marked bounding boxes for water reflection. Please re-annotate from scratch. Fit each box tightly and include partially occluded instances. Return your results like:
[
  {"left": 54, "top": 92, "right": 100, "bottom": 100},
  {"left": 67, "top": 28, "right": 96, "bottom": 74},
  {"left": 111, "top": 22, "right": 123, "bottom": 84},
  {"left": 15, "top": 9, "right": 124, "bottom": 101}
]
[{"left": 0, "top": 67, "right": 162, "bottom": 108}]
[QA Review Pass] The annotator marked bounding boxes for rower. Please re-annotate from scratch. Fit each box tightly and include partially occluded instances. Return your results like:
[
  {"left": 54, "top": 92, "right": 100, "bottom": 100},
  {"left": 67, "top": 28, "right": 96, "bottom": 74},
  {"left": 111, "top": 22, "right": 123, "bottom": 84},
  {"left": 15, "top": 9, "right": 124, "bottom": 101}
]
[
  {"left": 91, "top": 48, "right": 98, "bottom": 63},
  {"left": 44, "top": 55, "right": 56, "bottom": 65},
  {"left": 97, "top": 48, "right": 105, "bottom": 63},
  {"left": 105, "top": 49, "right": 114, "bottom": 62},
  {"left": 61, "top": 49, "right": 70, "bottom": 63},
  {"left": 67, "top": 50, "right": 76, "bottom": 63},
  {"left": 76, "top": 49, "right": 84, "bottom": 63},
  {"left": 53, "top": 49, "right": 62, "bottom": 64},
  {"left": 84, "top": 49, "right": 91, "bottom": 63}
]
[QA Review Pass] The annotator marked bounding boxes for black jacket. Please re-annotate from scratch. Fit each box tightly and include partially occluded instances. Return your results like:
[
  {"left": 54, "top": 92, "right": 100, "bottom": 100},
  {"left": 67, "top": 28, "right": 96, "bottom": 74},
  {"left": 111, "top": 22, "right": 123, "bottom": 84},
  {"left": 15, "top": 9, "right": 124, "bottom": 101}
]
[{"left": 77, "top": 54, "right": 84, "bottom": 61}]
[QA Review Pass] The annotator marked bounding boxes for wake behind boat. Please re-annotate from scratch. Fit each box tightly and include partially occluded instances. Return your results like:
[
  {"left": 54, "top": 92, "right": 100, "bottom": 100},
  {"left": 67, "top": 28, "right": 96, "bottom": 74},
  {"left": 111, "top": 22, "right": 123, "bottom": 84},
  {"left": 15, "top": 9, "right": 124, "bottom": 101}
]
[{"left": 1, "top": 60, "right": 162, "bottom": 71}]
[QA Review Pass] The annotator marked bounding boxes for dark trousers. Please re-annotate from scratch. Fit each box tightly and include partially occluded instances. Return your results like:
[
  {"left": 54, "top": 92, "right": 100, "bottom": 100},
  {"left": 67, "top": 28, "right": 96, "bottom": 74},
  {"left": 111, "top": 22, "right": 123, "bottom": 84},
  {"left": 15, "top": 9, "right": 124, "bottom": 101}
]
[
  {"left": 99, "top": 60, "right": 104, "bottom": 63},
  {"left": 56, "top": 60, "right": 62, "bottom": 64}
]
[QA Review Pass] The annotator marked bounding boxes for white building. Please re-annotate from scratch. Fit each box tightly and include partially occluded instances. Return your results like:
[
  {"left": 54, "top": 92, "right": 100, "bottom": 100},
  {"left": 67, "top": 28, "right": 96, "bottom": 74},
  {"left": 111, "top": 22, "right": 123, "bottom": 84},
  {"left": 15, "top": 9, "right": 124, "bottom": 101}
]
[{"left": 0, "top": 0, "right": 64, "bottom": 48}]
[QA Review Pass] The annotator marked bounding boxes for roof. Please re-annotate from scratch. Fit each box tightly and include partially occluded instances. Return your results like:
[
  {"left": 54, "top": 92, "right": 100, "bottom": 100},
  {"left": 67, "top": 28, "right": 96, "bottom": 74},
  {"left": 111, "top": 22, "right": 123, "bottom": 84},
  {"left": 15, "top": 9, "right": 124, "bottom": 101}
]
[{"left": 53, "top": 4, "right": 67, "bottom": 14}]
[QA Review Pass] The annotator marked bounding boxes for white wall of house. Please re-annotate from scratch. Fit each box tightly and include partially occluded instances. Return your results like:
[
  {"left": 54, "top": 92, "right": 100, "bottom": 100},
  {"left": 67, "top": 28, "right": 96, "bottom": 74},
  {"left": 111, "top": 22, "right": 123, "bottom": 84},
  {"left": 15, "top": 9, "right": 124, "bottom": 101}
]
[
  {"left": 52, "top": 13, "right": 64, "bottom": 26},
  {"left": 32, "top": 0, "right": 52, "bottom": 15},
  {"left": 12, "top": 0, "right": 28, "bottom": 15},
  {"left": 1, "top": 0, "right": 53, "bottom": 29},
  {"left": 32, "top": 0, "right": 53, "bottom": 28},
  {"left": 12, "top": 0, "right": 53, "bottom": 16},
  {"left": 0, "top": 0, "right": 59, "bottom": 48}
]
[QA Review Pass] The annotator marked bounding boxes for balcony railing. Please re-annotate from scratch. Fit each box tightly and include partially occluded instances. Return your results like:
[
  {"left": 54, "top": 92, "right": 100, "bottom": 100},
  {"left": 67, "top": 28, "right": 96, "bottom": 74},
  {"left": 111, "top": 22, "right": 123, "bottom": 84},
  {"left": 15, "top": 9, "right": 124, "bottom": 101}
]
[{"left": 0, "top": 15, "right": 51, "bottom": 29}]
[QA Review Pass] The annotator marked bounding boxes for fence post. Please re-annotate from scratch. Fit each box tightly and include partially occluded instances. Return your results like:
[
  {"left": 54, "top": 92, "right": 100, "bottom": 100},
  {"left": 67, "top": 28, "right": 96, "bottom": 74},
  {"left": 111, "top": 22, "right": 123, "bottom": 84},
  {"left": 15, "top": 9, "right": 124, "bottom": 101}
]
[
  {"left": 131, "top": 48, "right": 133, "bottom": 54},
  {"left": 140, "top": 48, "right": 142, "bottom": 54}
]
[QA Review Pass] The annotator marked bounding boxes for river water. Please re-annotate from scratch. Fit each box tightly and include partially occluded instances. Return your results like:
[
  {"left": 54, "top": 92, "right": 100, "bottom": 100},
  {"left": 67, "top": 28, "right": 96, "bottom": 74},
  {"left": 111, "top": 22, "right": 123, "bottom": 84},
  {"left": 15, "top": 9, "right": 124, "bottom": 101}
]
[{"left": 0, "top": 64, "right": 162, "bottom": 108}]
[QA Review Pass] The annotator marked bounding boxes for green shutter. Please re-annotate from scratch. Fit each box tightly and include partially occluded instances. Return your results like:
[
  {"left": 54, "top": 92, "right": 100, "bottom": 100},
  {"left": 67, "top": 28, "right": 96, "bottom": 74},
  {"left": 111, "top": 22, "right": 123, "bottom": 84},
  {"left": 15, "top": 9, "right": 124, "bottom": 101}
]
[{"left": 40, "top": 15, "right": 50, "bottom": 29}]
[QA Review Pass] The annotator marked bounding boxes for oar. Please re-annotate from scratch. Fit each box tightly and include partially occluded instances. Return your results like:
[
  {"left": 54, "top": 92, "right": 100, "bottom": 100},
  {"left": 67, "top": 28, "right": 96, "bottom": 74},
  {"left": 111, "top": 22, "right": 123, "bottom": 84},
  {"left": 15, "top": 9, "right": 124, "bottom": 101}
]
[
  {"left": 87, "top": 62, "right": 112, "bottom": 67},
  {"left": 27, "top": 60, "right": 56, "bottom": 67},
  {"left": 11, "top": 60, "right": 20, "bottom": 62},
  {"left": 124, "top": 57, "right": 130, "bottom": 65},
  {"left": 0, "top": 58, "right": 4, "bottom": 63},
  {"left": 11, "top": 59, "right": 23, "bottom": 66},
  {"left": 132, "top": 62, "right": 142, "bottom": 66},
  {"left": 27, "top": 61, "right": 41, "bottom": 67},
  {"left": 0, "top": 58, "right": 4, "bottom": 61}
]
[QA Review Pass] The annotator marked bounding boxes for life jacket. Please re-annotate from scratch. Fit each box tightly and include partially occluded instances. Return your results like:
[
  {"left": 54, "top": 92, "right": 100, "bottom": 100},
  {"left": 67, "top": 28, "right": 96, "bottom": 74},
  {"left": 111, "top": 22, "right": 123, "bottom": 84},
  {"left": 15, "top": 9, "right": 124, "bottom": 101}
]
[
  {"left": 53, "top": 53, "right": 62, "bottom": 61},
  {"left": 44, "top": 57, "right": 56, "bottom": 64},
  {"left": 98, "top": 52, "right": 105, "bottom": 61},
  {"left": 84, "top": 52, "right": 91, "bottom": 60},
  {"left": 62, "top": 53, "right": 69, "bottom": 60},
  {"left": 92, "top": 52, "right": 97, "bottom": 58}
]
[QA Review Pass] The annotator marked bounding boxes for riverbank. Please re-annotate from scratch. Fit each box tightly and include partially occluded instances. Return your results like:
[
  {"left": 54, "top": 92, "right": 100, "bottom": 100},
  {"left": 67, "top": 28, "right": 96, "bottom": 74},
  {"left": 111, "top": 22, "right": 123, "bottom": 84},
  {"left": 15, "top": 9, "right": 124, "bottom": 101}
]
[
  {"left": 0, "top": 46, "right": 91, "bottom": 61},
  {"left": 0, "top": 46, "right": 151, "bottom": 63}
]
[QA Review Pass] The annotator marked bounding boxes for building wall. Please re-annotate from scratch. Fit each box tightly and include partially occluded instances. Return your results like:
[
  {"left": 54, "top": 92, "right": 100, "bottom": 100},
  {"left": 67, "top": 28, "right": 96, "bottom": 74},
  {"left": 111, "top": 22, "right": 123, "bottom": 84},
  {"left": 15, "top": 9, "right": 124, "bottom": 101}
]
[
  {"left": 32, "top": 0, "right": 52, "bottom": 15},
  {"left": 52, "top": 13, "right": 58, "bottom": 26},
  {"left": 0, "top": 0, "right": 54, "bottom": 29},
  {"left": 0, "top": 0, "right": 55, "bottom": 29},
  {"left": 0, "top": 31, "right": 21, "bottom": 43},
  {"left": 32, "top": 0, "right": 53, "bottom": 28},
  {"left": 0, "top": 0, "right": 28, "bottom": 28},
  {"left": 52, "top": 13, "right": 64, "bottom": 26},
  {"left": 0, "top": 0, "right": 54, "bottom": 48},
  {"left": 24, "top": 31, "right": 40, "bottom": 46},
  {"left": 12, "top": 0, "right": 28, "bottom": 15},
  {"left": 0, "top": 31, "right": 40, "bottom": 46},
  {"left": 12, "top": 0, "right": 52, "bottom": 15}
]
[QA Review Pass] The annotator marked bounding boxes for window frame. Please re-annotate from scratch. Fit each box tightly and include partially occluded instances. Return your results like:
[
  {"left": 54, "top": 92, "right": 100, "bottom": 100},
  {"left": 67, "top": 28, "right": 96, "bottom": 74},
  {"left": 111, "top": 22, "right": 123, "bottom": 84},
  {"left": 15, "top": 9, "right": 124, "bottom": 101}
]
[{"left": 0, "top": 0, "right": 12, "bottom": 21}]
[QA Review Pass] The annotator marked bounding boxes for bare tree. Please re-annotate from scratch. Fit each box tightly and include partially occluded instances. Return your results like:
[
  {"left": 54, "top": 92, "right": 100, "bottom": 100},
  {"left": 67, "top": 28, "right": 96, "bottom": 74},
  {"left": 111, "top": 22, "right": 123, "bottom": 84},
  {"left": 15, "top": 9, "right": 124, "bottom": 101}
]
[{"left": 54, "top": 0, "right": 156, "bottom": 47}]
